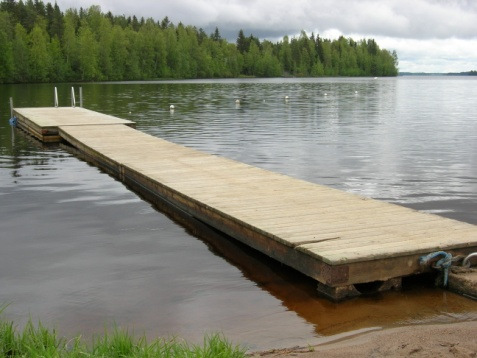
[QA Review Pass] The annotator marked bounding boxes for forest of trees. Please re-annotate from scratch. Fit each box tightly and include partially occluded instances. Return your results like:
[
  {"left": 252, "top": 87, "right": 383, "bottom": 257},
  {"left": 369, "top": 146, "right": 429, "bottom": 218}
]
[{"left": 0, "top": 0, "right": 399, "bottom": 84}]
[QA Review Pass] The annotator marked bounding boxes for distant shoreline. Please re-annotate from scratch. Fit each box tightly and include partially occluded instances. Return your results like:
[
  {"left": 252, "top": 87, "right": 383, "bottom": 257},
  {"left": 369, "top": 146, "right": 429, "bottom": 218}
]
[{"left": 399, "top": 71, "right": 477, "bottom": 76}]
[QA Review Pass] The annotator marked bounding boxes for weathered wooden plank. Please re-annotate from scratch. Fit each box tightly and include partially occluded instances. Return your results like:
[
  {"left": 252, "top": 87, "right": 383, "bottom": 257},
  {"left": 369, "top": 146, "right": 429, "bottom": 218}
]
[
  {"left": 282, "top": 223, "right": 476, "bottom": 250},
  {"left": 300, "top": 230, "right": 477, "bottom": 264}
]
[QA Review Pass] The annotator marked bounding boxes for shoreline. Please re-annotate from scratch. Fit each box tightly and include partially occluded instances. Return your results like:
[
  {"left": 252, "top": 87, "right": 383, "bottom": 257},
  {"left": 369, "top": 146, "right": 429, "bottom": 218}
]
[{"left": 251, "top": 320, "right": 477, "bottom": 357}]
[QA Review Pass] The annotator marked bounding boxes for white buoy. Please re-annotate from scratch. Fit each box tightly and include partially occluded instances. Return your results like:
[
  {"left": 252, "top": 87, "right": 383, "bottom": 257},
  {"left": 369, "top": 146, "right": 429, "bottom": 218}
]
[
  {"left": 285, "top": 95, "right": 289, "bottom": 100},
  {"left": 235, "top": 99, "right": 240, "bottom": 104},
  {"left": 170, "top": 104, "right": 175, "bottom": 110},
  {"left": 324, "top": 93, "right": 328, "bottom": 96},
  {"left": 355, "top": 91, "right": 358, "bottom": 94},
  {"left": 374, "top": 77, "right": 378, "bottom": 80}
]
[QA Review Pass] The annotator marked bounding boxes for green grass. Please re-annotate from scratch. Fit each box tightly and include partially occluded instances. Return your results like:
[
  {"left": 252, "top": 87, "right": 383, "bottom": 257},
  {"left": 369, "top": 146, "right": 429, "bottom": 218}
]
[{"left": 0, "top": 307, "right": 246, "bottom": 357}]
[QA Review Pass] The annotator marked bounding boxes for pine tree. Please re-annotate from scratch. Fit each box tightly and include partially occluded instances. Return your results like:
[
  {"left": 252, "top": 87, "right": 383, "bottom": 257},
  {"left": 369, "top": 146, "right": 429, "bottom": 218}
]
[{"left": 236, "top": 29, "right": 247, "bottom": 54}]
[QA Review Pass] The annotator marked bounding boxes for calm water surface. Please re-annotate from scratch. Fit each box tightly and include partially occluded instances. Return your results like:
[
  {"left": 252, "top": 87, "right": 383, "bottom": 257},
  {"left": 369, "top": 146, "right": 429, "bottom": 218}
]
[{"left": 1, "top": 77, "right": 476, "bottom": 350}]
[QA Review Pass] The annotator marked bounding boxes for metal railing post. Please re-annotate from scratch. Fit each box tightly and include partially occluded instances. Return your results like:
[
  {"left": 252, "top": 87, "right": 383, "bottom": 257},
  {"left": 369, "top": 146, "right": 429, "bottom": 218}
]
[
  {"left": 71, "top": 87, "right": 76, "bottom": 108},
  {"left": 54, "top": 87, "right": 59, "bottom": 107},
  {"left": 9, "top": 97, "right": 13, "bottom": 118},
  {"left": 79, "top": 87, "right": 83, "bottom": 107}
]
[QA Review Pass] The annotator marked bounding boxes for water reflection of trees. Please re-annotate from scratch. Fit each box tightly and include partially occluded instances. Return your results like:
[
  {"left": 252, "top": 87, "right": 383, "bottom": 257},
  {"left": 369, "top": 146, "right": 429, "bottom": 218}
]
[{"left": 2, "top": 127, "right": 61, "bottom": 180}]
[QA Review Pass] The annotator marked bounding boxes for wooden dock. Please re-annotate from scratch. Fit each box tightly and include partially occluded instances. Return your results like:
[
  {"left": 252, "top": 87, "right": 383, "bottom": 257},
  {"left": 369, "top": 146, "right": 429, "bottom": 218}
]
[
  {"left": 12, "top": 107, "right": 477, "bottom": 299},
  {"left": 13, "top": 107, "right": 135, "bottom": 142}
]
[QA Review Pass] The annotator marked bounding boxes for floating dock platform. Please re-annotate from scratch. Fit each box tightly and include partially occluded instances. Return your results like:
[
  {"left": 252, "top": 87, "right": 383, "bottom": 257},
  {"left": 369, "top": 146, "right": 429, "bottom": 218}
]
[{"left": 12, "top": 107, "right": 477, "bottom": 299}]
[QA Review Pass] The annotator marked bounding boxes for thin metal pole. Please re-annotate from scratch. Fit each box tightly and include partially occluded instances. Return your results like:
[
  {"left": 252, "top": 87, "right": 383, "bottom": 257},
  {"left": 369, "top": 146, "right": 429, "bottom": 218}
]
[
  {"left": 9, "top": 97, "right": 15, "bottom": 144},
  {"left": 79, "top": 87, "right": 83, "bottom": 107},
  {"left": 54, "top": 87, "right": 59, "bottom": 107},
  {"left": 71, "top": 87, "right": 76, "bottom": 108}
]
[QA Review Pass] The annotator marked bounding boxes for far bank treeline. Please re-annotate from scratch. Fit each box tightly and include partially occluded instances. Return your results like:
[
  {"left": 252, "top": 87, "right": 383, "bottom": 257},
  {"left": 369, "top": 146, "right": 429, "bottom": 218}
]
[{"left": 0, "top": 0, "right": 399, "bottom": 83}]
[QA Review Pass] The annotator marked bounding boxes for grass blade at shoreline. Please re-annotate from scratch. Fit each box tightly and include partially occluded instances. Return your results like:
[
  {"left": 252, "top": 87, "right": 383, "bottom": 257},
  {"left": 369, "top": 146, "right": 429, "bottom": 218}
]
[{"left": 0, "top": 314, "right": 246, "bottom": 357}]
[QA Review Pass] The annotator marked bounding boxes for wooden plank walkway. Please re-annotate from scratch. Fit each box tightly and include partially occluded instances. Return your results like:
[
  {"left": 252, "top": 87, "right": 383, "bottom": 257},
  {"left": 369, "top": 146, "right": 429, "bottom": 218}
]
[{"left": 12, "top": 107, "right": 477, "bottom": 299}]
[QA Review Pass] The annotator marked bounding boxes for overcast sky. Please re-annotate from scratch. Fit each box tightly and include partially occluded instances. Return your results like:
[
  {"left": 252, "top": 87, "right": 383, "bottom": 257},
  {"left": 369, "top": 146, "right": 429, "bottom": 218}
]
[{"left": 54, "top": 0, "right": 477, "bottom": 73}]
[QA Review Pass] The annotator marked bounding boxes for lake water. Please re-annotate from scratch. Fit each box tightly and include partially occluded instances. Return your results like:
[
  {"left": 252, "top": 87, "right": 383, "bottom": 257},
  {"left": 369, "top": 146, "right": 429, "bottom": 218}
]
[{"left": 1, "top": 77, "right": 476, "bottom": 350}]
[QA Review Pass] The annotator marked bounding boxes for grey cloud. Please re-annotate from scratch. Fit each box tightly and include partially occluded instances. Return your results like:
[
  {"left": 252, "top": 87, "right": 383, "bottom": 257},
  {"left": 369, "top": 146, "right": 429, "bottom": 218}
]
[
  {"left": 179, "top": 0, "right": 477, "bottom": 40},
  {"left": 56, "top": 0, "right": 476, "bottom": 40}
]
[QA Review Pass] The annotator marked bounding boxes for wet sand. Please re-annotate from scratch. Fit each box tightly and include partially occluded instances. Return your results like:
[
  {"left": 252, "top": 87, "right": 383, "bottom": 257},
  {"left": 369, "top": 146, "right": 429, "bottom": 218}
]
[{"left": 252, "top": 320, "right": 477, "bottom": 357}]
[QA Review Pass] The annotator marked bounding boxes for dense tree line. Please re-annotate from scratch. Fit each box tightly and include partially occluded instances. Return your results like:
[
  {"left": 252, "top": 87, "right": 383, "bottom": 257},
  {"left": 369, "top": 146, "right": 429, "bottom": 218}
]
[{"left": 0, "top": 0, "right": 399, "bottom": 83}]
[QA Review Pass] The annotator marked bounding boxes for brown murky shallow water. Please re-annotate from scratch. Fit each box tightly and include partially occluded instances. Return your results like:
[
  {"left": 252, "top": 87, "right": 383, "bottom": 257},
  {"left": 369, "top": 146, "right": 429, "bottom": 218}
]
[{"left": 1, "top": 78, "right": 476, "bottom": 351}]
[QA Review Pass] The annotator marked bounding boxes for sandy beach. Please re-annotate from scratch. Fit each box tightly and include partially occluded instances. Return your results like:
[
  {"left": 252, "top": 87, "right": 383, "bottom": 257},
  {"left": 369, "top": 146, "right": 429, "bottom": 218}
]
[{"left": 251, "top": 320, "right": 477, "bottom": 357}]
